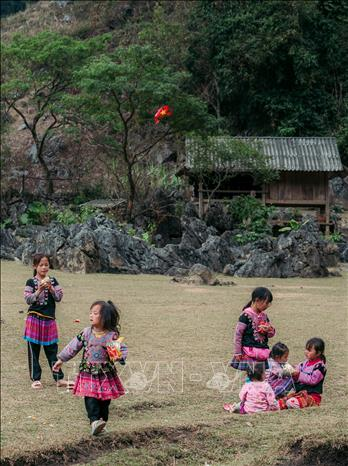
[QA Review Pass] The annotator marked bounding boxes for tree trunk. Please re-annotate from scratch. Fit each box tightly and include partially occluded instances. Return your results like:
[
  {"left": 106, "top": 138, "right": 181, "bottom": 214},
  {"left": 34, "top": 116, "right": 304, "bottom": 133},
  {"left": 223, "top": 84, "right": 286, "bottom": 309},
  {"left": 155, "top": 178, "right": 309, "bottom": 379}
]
[
  {"left": 36, "top": 144, "right": 54, "bottom": 196},
  {"left": 126, "top": 163, "right": 136, "bottom": 221}
]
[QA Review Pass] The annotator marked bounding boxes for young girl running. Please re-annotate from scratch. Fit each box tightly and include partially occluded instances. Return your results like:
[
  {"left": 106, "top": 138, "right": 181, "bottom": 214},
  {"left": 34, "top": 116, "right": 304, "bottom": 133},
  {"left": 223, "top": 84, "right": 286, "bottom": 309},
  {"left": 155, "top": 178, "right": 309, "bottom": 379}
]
[
  {"left": 23, "top": 253, "right": 69, "bottom": 389},
  {"left": 231, "top": 287, "right": 275, "bottom": 371},
  {"left": 278, "top": 337, "right": 326, "bottom": 410},
  {"left": 266, "top": 342, "right": 296, "bottom": 398},
  {"left": 53, "top": 300, "right": 127, "bottom": 435},
  {"left": 224, "top": 362, "right": 278, "bottom": 414}
]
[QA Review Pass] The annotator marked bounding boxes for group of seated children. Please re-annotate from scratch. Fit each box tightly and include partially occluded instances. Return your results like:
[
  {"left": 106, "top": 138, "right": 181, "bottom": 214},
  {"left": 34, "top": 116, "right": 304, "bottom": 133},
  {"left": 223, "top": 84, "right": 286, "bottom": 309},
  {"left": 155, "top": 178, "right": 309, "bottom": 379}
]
[{"left": 224, "top": 287, "right": 327, "bottom": 414}]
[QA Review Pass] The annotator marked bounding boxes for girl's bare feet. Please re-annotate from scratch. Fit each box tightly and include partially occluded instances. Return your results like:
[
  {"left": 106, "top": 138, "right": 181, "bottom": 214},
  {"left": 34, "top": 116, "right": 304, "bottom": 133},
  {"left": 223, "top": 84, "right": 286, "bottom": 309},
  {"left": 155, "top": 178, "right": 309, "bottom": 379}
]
[{"left": 31, "top": 380, "right": 43, "bottom": 389}]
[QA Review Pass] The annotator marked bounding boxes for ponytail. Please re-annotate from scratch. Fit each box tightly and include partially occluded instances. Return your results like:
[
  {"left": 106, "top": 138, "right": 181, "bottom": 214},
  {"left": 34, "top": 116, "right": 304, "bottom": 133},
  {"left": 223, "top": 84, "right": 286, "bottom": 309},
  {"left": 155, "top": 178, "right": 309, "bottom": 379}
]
[
  {"left": 242, "top": 300, "right": 252, "bottom": 310},
  {"left": 243, "top": 287, "right": 273, "bottom": 310}
]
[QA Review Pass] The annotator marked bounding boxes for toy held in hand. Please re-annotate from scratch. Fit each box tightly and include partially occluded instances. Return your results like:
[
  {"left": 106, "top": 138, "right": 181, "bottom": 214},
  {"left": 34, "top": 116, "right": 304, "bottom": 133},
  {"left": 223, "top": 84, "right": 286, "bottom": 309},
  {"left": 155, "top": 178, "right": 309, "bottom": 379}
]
[
  {"left": 106, "top": 337, "right": 125, "bottom": 363},
  {"left": 154, "top": 105, "right": 173, "bottom": 124},
  {"left": 40, "top": 277, "right": 50, "bottom": 286},
  {"left": 282, "top": 362, "right": 296, "bottom": 377},
  {"left": 258, "top": 320, "right": 270, "bottom": 334}
]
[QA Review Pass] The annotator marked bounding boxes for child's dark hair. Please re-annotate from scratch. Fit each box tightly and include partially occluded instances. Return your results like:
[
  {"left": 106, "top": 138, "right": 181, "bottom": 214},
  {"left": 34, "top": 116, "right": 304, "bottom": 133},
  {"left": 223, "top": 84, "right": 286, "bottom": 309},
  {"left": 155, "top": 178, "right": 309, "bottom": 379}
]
[
  {"left": 306, "top": 337, "right": 326, "bottom": 363},
  {"left": 247, "top": 362, "right": 265, "bottom": 381},
  {"left": 270, "top": 342, "right": 289, "bottom": 360},
  {"left": 91, "top": 300, "right": 120, "bottom": 333},
  {"left": 32, "top": 253, "right": 51, "bottom": 277},
  {"left": 243, "top": 287, "right": 273, "bottom": 310}
]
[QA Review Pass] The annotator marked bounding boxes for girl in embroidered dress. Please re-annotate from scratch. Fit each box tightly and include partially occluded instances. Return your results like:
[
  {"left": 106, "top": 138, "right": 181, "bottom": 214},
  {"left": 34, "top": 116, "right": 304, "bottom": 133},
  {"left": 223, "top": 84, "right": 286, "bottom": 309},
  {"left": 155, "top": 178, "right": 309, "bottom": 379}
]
[
  {"left": 231, "top": 287, "right": 275, "bottom": 371},
  {"left": 53, "top": 300, "right": 127, "bottom": 435},
  {"left": 278, "top": 337, "right": 326, "bottom": 410},
  {"left": 266, "top": 342, "right": 296, "bottom": 398},
  {"left": 24, "top": 254, "right": 69, "bottom": 389}
]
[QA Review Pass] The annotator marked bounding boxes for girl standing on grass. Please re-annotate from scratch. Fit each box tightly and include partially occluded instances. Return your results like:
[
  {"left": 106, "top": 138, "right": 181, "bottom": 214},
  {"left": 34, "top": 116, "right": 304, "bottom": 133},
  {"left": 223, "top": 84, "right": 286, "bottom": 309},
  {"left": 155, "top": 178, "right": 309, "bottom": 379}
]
[
  {"left": 24, "top": 253, "right": 70, "bottom": 389},
  {"left": 278, "top": 337, "right": 326, "bottom": 410},
  {"left": 53, "top": 300, "right": 127, "bottom": 436},
  {"left": 231, "top": 287, "right": 275, "bottom": 371}
]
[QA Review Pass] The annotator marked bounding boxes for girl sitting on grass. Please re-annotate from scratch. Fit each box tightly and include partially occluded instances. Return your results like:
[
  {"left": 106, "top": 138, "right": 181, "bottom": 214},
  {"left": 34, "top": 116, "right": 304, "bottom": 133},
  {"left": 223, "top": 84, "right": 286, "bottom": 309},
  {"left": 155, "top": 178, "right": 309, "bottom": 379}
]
[
  {"left": 266, "top": 342, "right": 296, "bottom": 398},
  {"left": 53, "top": 300, "right": 127, "bottom": 435},
  {"left": 224, "top": 362, "right": 278, "bottom": 414},
  {"left": 278, "top": 337, "right": 326, "bottom": 410}
]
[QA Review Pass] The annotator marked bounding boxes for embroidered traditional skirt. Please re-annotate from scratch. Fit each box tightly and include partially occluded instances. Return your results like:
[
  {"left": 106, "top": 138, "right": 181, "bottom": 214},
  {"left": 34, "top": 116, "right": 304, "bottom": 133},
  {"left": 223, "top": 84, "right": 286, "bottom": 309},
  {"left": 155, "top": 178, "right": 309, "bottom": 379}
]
[
  {"left": 278, "top": 390, "right": 320, "bottom": 410},
  {"left": 23, "top": 314, "right": 59, "bottom": 345},
  {"left": 73, "top": 370, "right": 125, "bottom": 400},
  {"left": 231, "top": 347, "right": 270, "bottom": 371},
  {"left": 268, "top": 374, "right": 295, "bottom": 398}
]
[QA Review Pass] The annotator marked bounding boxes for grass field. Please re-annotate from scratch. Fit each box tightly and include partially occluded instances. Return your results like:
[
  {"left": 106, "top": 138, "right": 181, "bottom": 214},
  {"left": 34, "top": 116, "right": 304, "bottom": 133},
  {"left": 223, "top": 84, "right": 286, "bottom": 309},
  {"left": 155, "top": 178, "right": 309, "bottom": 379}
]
[{"left": 1, "top": 260, "right": 347, "bottom": 465}]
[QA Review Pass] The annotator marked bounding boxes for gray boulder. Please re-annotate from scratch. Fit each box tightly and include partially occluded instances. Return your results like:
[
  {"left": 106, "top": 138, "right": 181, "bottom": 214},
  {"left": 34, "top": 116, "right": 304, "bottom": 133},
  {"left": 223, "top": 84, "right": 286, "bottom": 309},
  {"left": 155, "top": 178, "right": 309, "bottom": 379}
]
[
  {"left": 189, "top": 264, "right": 214, "bottom": 284},
  {"left": 204, "top": 202, "right": 233, "bottom": 233},
  {"left": 0, "top": 229, "right": 19, "bottom": 260}
]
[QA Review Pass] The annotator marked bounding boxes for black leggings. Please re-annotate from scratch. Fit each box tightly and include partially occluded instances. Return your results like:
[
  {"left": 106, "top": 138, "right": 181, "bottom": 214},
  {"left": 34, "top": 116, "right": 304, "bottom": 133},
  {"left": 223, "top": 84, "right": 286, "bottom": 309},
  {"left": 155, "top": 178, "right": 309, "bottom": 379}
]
[
  {"left": 27, "top": 341, "right": 64, "bottom": 381},
  {"left": 84, "top": 397, "right": 111, "bottom": 423}
]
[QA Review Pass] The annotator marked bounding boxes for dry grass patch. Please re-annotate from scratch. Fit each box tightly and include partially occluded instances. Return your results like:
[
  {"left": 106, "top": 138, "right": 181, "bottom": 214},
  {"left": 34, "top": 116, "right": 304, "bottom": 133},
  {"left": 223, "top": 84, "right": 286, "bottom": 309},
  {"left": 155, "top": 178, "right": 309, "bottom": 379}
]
[{"left": 1, "top": 260, "right": 347, "bottom": 465}]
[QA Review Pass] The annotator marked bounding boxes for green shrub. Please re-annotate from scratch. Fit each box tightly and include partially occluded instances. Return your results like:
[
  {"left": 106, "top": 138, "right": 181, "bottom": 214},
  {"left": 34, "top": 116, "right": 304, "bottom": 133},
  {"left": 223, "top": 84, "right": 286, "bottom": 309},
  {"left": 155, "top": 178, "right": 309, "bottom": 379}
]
[
  {"left": 56, "top": 208, "right": 79, "bottom": 225},
  {"left": 56, "top": 205, "right": 99, "bottom": 225},
  {"left": 79, "top": 205, "right": 98, "bottom": 222},
  {"left": 228, "top": 195, "right": 273, "bottom": 238},
  {"left": 148, "top": 165, "right": 183, "bottom": 190},
  {"left": 278, "top": 219, "right": 301, "bottom": 233},
  {"left": 127, "top": 227, "right": 136, "bottom": 237},
  {"left": 234, "top": 231, "right": 261, "bottom": 245},
  {"left": 19, "top": 202, "right": 99, "bottom": 227},
  {"left": 141, "top": 222, "right": 156, "bottom": 245},
  {"left": 0, "top": 218, "right": 13, "bottom": 229},
  {"left": 20, "top": 202, "right": 56, "bottom": 225},
  {"left": 328, "top": 232, "right": 343, "bottom": 243}
]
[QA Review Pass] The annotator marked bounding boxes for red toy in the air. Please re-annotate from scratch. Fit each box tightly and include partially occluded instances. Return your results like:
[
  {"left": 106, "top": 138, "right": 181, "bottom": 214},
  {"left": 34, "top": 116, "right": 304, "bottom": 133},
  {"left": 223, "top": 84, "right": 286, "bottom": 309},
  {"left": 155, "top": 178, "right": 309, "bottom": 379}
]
[{"left": 154, "top": 105, "right": 173, "bottom": 124}]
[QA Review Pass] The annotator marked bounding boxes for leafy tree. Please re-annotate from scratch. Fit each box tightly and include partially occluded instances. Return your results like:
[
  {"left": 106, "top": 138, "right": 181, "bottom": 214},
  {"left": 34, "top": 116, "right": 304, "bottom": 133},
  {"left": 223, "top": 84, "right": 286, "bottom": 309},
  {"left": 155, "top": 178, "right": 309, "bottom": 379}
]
[
  {"left": 66, "top": 43, "right": 213, "bottom": 220},
  {"left": 1, "top": 31, "right": 109, "bottom": 195},
  {"left": 187, "top": 0, "right": 348, "bottom": 140}
]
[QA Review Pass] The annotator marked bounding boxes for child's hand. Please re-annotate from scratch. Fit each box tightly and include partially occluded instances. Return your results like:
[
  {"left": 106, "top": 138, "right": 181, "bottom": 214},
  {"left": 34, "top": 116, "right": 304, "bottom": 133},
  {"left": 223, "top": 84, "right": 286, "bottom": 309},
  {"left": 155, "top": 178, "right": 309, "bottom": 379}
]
[
  {"left": 258, "top": 323, "right": 270, "bottom": 334},
  {"left": 52, "top": 359, "right": 63, "bottom": 372},
  {"left": 46, "top": 282, "right": 53, "bottom": 292},
  {"left": 233, "top": 354, "right": 243, "bottom": 361},
  {"left": 282, "top": 363, "right": 296, "bottom": 377},
  {"left": 36, "top": 282, "right": 46, "bottom": 294}
]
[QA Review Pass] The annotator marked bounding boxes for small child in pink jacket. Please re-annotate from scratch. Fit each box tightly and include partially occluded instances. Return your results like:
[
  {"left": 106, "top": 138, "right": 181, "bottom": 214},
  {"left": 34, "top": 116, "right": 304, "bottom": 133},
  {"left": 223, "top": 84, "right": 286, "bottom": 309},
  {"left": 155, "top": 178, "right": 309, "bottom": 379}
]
[{"left": 224, "top": 362, "right": 278, "bottom": 414}]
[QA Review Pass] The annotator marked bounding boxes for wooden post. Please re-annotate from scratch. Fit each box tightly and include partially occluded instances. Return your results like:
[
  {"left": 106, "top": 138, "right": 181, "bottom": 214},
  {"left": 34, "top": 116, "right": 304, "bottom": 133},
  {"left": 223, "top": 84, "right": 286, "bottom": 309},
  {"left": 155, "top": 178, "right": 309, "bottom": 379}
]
[
  {"left": 325, "top": 173, "right": 330, "bottom": 236},
  {"left": 262, "top": 183, "right": 266, "bottom": 205},
  {"left": 198, "top": 180, "right": 204, "bottom": 219}
]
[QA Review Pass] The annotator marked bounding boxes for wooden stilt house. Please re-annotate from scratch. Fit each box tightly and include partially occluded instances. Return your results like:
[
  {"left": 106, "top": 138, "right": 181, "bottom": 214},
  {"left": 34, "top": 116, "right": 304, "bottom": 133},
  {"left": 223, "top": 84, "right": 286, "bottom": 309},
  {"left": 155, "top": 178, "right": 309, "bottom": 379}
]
[{"left": 184, "top": 137, "right": 343, "bottom": 233}]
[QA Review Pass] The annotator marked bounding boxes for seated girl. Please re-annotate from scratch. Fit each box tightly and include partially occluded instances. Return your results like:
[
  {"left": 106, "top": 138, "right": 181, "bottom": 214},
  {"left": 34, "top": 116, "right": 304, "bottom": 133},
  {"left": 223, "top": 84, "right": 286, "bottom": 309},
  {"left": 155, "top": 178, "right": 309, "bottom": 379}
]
[
  {"left": 224, "top": 362, "right": 278, "bottom": 414},
  {"left": 266, "top": 342, "right": 296, "bottom": 398},
  {"left": 278, "top": 337, "right": 327, "bottom": 410}
]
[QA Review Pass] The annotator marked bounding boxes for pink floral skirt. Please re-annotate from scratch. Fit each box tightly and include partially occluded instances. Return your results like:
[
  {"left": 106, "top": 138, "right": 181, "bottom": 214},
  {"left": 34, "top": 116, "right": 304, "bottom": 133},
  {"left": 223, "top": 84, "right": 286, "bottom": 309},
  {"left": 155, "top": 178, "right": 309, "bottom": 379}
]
[
  {"left": 231, "top": 347, "right": 270, "bottom": 371},
  {"left": 243, "top": 346, "right": 270, "bottom": 360},
  {"left": 73, "top": 371, "right": 125, "bottom": 400}
]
